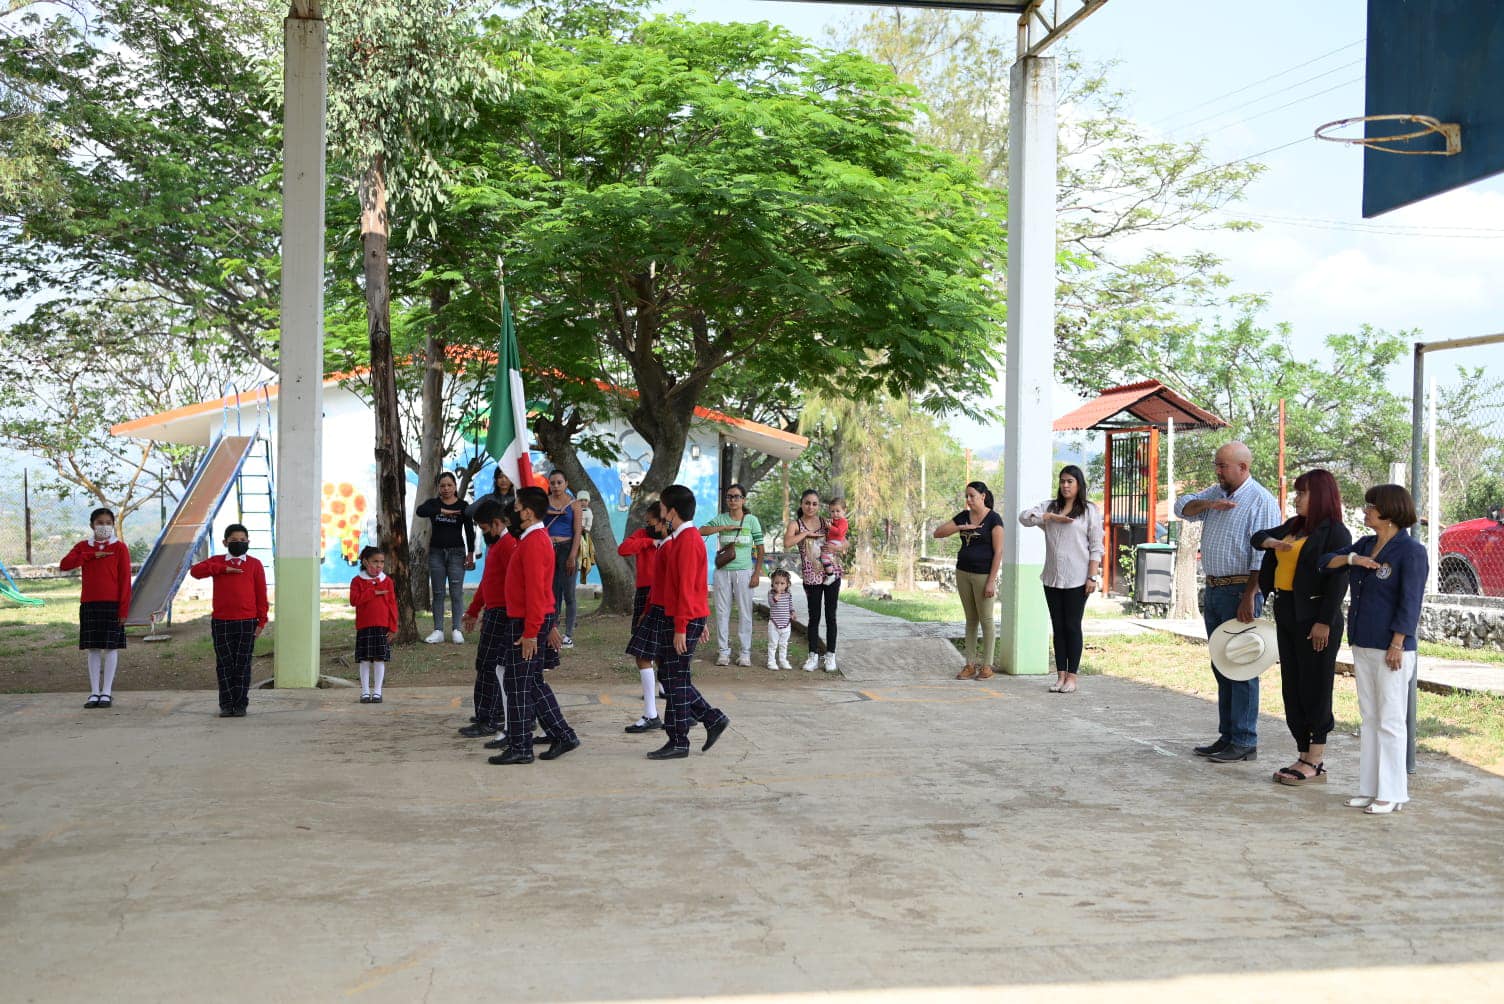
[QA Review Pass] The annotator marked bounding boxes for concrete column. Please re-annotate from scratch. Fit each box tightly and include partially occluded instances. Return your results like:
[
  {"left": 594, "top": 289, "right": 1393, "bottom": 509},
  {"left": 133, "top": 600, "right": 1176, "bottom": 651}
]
[
  {"left": 997, "top": 55, "right": 1057, "bottom": 676},
  {"left": 274, "top": 11, "right": 327, "bottom": 689}
]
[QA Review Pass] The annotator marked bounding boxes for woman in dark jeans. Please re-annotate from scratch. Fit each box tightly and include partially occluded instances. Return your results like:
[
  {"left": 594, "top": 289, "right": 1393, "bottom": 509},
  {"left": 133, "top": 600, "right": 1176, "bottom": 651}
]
[
  {"left": 415, "top": 471, "right": 476, "bottom": 644},
  {"left": 1252, "top": 468, "right": 1351, "bottom": 786},
  {"left": 783, "top": 490, "right": 845, "bottom": 673},
  {"left": 545, "top": 470, "right": 582, "bottom": 647}
]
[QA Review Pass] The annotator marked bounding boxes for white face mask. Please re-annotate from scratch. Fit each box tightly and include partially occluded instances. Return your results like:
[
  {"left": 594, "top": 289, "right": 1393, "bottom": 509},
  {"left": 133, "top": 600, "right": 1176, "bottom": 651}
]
[{"left": 93, "top": 524, "right": 114, "bottom": 543}]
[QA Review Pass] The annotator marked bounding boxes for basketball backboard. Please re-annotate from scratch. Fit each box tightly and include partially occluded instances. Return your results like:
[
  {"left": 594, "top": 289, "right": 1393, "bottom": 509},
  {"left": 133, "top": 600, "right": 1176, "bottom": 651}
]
[{"left": 1358, "top": 0, "right": 1504, "bottom": 217}]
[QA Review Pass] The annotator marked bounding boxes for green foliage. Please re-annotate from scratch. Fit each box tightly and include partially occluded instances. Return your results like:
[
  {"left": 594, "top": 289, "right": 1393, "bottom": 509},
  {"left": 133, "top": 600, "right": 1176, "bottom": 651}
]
[{"left": 1433, "top": 367, "right": 1504, "bottom": 525}]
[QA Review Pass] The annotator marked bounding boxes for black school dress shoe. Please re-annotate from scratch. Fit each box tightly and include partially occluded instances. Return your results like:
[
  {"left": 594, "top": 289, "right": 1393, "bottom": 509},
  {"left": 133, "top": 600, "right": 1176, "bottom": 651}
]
[
  {"left": 219, "top": 709, "right": 235, "bottom": 718},
  {"left": 702, "top": 717, "right": 730, "bottom": 752},
  {"left": 539, "top": 737, "right": 581, "bottom": 761},
  {"left": 231, "top": 708, "right": 247, "bottom": 717},
  {"left": 483, "top": 737, "right": 509, "bottom": 749},
  {"left": 647, "top": 742, "right": 689, "bottom": 760},
  {"left": 458, "top": 722, "right": 497, "bottom": 738},
  {"left": 488, "top": 748, "right": 534, "bottom": 765},
  {"left": 84, "top": 695, "right": 101, "bottom": 709},
  {"left": 1193, "top": 738, "right": 1230, "bottom": 757},
  {"left": 624, "top": 716, "right": 662, "bottom": 734},
  {"left": 1207, "top": 744, "right": 1257, "bottom": 762}
]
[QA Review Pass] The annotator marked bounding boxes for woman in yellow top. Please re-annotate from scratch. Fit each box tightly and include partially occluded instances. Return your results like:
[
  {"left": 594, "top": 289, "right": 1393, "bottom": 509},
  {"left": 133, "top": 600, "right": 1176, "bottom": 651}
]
[{"left": 1250, "top": 469, "right": 1352, "bottom": 786}]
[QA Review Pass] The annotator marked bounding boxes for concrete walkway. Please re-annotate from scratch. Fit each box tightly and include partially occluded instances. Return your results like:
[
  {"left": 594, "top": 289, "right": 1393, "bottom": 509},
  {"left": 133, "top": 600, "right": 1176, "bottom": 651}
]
[
  {"left": 4, "top": 680, "right": 1503, "bottom": 1002},
  {"left": 1133, "top": 618, "right": 1504, "bottom": 697}
]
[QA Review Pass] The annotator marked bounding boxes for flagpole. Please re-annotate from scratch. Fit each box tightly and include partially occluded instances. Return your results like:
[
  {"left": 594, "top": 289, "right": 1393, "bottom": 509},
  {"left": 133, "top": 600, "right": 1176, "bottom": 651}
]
[{"left": 497, "top": 255, "right": 506, "bottom": 311}]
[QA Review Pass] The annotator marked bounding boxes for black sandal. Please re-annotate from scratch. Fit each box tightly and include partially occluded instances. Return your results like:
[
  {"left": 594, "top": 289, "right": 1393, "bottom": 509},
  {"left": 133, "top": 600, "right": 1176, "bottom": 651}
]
[
  {"left": 1275, "top": 758, "right": 1326, "bottom": 786},
  {"left": 97, "top": 695, "right": 112, "bottom": 708},
  {"left": 84, "top": 694, "right": 101, "bottom": 709}
]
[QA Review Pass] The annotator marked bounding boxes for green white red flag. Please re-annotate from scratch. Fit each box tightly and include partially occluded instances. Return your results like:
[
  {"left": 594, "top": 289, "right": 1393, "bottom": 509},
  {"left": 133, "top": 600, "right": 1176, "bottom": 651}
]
[{"left": 485, "top": 294, "right": 534, "bottom": 488}]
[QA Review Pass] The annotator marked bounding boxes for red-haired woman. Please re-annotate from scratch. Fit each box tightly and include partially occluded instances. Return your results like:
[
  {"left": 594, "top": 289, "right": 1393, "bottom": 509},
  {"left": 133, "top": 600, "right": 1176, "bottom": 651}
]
[{"left": 1250, "top": 469, "right": 1352, "bottom": 786}]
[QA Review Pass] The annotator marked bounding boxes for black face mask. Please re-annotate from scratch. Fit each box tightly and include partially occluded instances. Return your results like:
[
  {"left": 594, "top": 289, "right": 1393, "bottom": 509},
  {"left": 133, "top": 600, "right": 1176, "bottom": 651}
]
[
  {"left": 227, "top": 541, "right": 249, "bottom": 557},
  {"left": 481, "top": 531, "right": 499, "bottom": 547},
  {"left": 506, "top": 509, "right": 524, "bottom": 538}
]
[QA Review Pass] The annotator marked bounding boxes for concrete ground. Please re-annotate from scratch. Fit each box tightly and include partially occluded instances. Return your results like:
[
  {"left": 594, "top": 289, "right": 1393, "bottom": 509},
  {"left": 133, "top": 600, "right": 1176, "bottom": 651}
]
[{"left": 4, "top": 672, "right": 1504, "bottom": 1003}]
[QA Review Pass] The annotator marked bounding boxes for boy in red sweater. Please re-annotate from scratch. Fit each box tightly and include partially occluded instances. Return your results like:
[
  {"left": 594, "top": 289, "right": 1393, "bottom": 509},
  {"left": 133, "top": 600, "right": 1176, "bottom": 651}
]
[
  {"left": 59, "top": 507, "right": 133, "bottom": 709},
  {"left": 350, "top": 546, "right": 398, "bottom": 704},
  {"left": 458, "top": 498, "right": 518, "bottom": 741},
  {"left": 619, "top": 500, "right": 668, "bottom": 733},
  {"left": 647, "top": 484, "right": 730, "bottom": 760},
  {"left": 489, "top": 487, "right": 579, "bottom": 765},
  {"left": 190, "top": 524, "right": 268, "bottom": 718}
]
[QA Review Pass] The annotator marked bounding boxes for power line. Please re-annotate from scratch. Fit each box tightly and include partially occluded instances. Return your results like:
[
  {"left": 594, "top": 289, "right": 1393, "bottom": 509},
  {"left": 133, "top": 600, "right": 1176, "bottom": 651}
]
[
  {"left": 1192, "top": 76, "right": 1366, "bottom": 140},
  {"left": 1169, "top": 60, "right": 1366, "bottom": 137},
  {"left": 1154, "top": 38, "right": 1365, "bottom": 129},
  {"left": 1214, "top": 209, "right": 1504, "bottom": 239}
]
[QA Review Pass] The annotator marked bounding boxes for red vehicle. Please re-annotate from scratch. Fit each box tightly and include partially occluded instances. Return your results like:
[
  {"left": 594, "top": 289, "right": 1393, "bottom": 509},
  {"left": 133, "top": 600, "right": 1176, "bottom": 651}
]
[{"left": 1437, "top": 507, "right": 1504, "bottom": 596}]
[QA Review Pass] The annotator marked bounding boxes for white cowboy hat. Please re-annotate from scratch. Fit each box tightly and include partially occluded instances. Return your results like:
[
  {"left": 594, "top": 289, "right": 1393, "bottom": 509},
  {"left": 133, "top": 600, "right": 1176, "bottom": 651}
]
[{"left": 1208, "top": 618, "right": 1279, "bottom": 681}]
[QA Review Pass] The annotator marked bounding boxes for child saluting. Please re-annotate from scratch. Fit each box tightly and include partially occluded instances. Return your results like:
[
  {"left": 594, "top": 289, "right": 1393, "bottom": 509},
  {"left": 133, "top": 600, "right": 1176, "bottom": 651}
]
[
  {"left": 59, "top": 507, "right": 132, "bottom": 709},
  {"left": 190, "top": 524, "right": 268, "bottom": 718},
  {"left": 350, "top": 546, "right": 398, "bottom": 704}
]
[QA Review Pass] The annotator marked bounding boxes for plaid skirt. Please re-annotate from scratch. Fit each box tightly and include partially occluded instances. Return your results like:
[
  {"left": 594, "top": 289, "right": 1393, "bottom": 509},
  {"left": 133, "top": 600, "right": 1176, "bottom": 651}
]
[
  {"left": 503, "top": 613, "right": 561, "bottom": 671},
  {"left": 631, "top": 586, "right": 651, "bottom": 626},
  {"left": 78, "top": 601, "right": 126, "bottom": 650},
  {"left": 625, "top": 604, "right": 667, "bottom": 661},
  {"left": 354, "top": 626, "right": 392, "bottom": 663}
]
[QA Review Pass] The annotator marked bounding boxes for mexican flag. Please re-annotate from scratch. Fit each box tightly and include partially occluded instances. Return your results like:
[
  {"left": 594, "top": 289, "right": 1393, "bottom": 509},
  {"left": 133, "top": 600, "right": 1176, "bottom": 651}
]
[{"left": 485, "top": 294, "right": 535, "bottom": 488}]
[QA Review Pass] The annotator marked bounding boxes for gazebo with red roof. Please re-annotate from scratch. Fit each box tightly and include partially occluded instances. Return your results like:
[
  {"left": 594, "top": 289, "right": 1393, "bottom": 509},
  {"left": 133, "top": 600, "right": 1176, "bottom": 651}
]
[{"left": 1054, "top": 380, "right": 1227, "bottom": 593}]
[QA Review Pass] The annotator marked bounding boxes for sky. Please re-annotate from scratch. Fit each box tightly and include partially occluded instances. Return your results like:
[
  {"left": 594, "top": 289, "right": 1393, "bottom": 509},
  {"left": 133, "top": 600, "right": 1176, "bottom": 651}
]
[{"left": 663, "top": 0, "right": 1504, "bottom": 450}]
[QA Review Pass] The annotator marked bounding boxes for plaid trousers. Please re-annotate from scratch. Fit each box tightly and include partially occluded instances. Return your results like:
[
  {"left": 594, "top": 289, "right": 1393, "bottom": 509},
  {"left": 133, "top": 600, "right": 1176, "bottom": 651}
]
[
  {"left": 472, "top": 608, "right": 509, "bottom": 728},
  {"left": 503, "top": 613, "right": 576, "bottom": 753},
  {"left": 657, "top": 616, "right": 724, "bottom": 750},
  {"left": 211, "top": 618, "right": 258, "bottom": 712}
]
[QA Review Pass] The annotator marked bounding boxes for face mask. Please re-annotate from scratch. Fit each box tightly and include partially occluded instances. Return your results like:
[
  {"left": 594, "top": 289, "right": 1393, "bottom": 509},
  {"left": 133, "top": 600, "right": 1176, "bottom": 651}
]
[
  {"left": 93, "top": 525, "right": 114, "bottom": 542},
  {"left": 481, "top": 531, "right": 499, "bottom": 547},
  {"left": 227, "top": 541, "right": 249, "bottom": 557}
]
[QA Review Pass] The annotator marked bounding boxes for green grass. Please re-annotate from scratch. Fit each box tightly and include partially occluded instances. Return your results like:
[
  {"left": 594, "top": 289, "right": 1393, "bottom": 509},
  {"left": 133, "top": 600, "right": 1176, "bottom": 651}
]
[
  {"left": 841, "top": 590, "right": 965, "bottom": 623},
  {"left": 1418, "top": 640, "right": 1504, "bottom": 665}
]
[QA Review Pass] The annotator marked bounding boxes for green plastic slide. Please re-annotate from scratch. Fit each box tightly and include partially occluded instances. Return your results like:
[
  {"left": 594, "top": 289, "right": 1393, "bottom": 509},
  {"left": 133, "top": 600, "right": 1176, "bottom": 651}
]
[{"left": 0, "top": 581, "right": 44, "bottom": 606}]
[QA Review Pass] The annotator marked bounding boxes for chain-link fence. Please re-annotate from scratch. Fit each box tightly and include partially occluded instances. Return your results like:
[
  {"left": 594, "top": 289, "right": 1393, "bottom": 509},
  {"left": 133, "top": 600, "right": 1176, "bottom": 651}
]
[
  {"left": 0, "top": 456, "right": 168, "bottom": 573},
  {"left": 1415, "top": 333, "right": 1504, "bottom": 598}
]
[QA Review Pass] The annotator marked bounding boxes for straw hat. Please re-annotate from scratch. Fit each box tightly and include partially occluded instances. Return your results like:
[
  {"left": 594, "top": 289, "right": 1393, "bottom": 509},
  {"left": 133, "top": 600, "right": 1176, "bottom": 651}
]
[{"left": 1208, "top": 619, "right": 1279, "bottom": 681}]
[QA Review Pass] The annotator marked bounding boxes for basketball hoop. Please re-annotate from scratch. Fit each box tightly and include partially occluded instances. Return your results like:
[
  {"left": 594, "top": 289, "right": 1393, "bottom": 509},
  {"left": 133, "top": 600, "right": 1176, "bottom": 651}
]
[{"left": 1315, "top": 113, "right": 1461, "bottom": 155}]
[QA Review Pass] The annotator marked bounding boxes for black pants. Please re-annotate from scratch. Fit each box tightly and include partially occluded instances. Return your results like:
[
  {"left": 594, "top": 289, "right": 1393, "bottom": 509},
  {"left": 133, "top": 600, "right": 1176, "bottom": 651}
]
[
  {"left": 803, "top": 581, "right": 840, "bottom": 654},
  {"left": 211, "top": 618, "right": 258, "bottom": 712},
  {"left": 472, "top": 608, "right": 509, "bottom": 729},
  {"left": 1273, "top": 594, "right": 1340, "bottom": 751},
  {"left": 1043, "top": 585, "right": 1088, "bottom": 674}
]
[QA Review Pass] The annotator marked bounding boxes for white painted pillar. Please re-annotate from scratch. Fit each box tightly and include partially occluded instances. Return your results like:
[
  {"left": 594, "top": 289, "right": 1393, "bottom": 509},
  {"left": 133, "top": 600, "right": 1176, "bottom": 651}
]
[
  {"left": 997, "top": 55, "right": 1057, "bottom": 676},
  {"left": 275, "top": 8, "right": 327, "bottom": 689}
]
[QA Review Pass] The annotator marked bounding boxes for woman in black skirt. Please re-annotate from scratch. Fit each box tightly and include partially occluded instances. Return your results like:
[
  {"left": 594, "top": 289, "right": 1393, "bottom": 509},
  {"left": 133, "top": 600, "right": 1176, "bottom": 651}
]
[{"left": 58, "top": 507, "right": 132, "bottom": 709}]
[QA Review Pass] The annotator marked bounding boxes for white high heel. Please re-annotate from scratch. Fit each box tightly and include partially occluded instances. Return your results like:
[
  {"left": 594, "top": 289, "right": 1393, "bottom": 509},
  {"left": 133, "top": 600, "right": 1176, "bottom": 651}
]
[
  {"left": 1364, "top": 800, "right": 1403, "bottom": 815},
  {"left": 1344, "top": 796, "right": 1374, "bottom": 808}
]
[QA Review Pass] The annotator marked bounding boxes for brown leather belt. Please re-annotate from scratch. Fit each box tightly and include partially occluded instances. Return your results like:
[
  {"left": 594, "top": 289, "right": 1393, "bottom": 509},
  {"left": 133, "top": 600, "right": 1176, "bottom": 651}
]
[{"left": 1205, "top": 574, "right": 1251, "bottom": 588}]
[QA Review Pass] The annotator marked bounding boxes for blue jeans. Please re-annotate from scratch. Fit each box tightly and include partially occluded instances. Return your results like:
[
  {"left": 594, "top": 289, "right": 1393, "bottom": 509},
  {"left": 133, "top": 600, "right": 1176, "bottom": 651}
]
[
  {"left": 428, "top": 546, "right": 466, "bottom": 632},
  {"left": 1203, "top": 583, "right": 1264, "bottom": 747}
]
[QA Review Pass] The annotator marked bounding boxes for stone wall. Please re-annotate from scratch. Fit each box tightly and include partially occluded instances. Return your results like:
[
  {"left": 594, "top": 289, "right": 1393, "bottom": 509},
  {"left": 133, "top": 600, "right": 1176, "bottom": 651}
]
[
  {"left": 1418, "top": 595, "right": 1504, "bottom": 651},
  {"left": 917, "top": 560, "right": 956, "bottom": 592}
]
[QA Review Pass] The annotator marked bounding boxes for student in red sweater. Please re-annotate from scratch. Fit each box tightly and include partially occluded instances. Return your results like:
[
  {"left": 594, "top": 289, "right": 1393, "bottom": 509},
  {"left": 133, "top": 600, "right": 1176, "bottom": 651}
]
[
  {"left": 190, "top": 524, "right": 269, "bottom": 718},
  {"left": 489, "top": 487, "right": 579, "bottom": 765},
  {"left": 59, "top": 507, "right": 133, "bottom": 709},
  {"left": 619, "top": 500, "right": 668, "bottom": 733},
  {"left": 350, "top": 546, "right": 398, "bottom": 704},
  {"left": 458, "top": 498, "right": 519, "bottom": 742},
  {"left": 647, "top": 484, "right": 730, "bottom": 760}
]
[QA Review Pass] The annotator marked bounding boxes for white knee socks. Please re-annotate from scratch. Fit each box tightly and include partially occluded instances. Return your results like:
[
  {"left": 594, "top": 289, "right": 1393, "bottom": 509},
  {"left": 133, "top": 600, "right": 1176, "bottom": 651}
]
[
  {"left": 101, "top": 650, "right": 118, "bottom": 696},
  {"left": 358, "top": 661, "right": 371, "bottom": 694},
  {"left": 86, "top": 650, "right": 102, "bottom": 695},
  {"left": 640, "top": 667, "right": 658, "bottom": 718},
  {"left": 372, "top": 661, "right": 386, "bottom": 696}
]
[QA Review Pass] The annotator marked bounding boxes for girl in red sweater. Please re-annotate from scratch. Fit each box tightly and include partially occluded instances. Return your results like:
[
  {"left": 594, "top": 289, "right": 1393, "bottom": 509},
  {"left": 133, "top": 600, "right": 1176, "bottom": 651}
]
[
  {"left": 350, "top": 546, "right": 398, "bottom": 704},
  {"left": 59, "top": 507, "right": 132, "bottom": 709}
]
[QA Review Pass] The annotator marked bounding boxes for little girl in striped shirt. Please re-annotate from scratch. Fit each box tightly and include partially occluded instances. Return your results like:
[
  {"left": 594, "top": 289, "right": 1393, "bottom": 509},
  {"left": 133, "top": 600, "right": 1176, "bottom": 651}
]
[{"left": 765, "top": 568, "right": 794, "bottom": 670}]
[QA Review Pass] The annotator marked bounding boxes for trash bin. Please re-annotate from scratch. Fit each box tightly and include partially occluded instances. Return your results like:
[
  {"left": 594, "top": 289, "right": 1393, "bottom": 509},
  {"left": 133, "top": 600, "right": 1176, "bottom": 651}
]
[{"left": 1135, "top": 543, "right": 1176, "bottom": 604}]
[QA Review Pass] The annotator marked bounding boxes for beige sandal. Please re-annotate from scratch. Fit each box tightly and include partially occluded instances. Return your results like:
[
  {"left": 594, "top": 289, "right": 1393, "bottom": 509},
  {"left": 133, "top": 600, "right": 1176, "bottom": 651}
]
[{"left": 957, "top": 664, "right": 977, "bottom": 680}]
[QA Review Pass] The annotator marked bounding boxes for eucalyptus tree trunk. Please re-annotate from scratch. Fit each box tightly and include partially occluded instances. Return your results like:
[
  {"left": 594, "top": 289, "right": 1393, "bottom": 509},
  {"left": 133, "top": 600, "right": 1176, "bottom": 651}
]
[
  {"left": 360, "top": 153, "right": 418, "bottom": 642},
  {"left": 409, "top": 282, "right": 452, "bottom": 614}
]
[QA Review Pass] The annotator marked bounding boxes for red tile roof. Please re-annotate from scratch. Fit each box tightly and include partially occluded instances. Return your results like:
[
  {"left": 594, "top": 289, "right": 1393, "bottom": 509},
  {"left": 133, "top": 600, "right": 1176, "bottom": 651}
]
[{"left": 1053, "top": 380, "right": 1227, "bottom": 432}]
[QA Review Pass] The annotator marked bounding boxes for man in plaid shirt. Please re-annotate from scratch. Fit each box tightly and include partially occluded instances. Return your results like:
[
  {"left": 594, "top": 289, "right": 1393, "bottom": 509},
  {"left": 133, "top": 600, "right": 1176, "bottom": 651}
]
[{"left": 1174, "top": 442, "right": 1281, "bottom": 763}]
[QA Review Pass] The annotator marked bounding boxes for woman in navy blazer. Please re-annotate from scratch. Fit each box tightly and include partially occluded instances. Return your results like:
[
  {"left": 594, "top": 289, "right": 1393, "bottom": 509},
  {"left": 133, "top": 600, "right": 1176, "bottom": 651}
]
[
  {"left": 1252, "top": 469, "right": 1351, "bottom": 786},
  {"left": 1319, "top": 484, "right": 1427, "bottom": 815}
]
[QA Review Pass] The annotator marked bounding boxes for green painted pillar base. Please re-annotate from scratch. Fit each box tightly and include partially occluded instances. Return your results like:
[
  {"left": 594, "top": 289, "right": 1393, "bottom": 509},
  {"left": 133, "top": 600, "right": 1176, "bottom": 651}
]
[
  {"left": 997, "top": 562, "right": 1049, "bottom": 675},
  {"left": 274, "top": 556, "right": 322, "bottom": 689}
]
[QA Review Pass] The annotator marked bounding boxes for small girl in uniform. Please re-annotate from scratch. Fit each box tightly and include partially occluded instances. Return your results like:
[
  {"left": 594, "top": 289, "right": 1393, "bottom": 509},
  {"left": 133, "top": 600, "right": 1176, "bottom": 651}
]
[
  {"left": 59, "top": 507, "right": 132, "bottom": 708},
  {"left": 765, "top": 568, "right": 794, "bottom": 671},
  {"left": 350, "top": 546, "right": 398, "bottom": 703}
]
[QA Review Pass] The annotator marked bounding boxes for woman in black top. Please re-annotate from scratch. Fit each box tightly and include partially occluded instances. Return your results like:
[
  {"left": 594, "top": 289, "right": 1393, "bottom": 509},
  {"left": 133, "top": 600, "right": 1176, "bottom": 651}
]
[
  {"left": 416, "top": 471, "right": 476, "bottom": 644},
  {"left": 1251, "top": 468, "right": 1351, "bottom": 786},
  {"left": 933, "top": 481, "right": 1004, "bottom": 679}
]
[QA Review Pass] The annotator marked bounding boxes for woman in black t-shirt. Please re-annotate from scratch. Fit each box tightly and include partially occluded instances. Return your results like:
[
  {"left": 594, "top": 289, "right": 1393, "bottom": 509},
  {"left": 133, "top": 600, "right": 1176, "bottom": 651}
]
[
  {"left": 933, "top": 481, "right": 1004, "bottom": 679},
  {"left": 415, "top": 471, "right": 476, "bottom": 644}
]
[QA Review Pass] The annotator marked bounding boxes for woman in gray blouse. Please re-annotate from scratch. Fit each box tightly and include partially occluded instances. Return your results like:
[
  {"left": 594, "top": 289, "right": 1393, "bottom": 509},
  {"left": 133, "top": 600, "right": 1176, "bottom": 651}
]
[{"left": 1019, "top": 465, "right": 1104, "bottom": 693}]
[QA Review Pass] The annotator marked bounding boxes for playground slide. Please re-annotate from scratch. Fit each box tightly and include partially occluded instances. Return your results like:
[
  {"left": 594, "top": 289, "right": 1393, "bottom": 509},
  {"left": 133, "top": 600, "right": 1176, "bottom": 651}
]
[
  {"left": 125, "top": 435, "right": 257, "bottom": 626},
  {"left": 0, "top": 557, "right": 44, "bottom": 606}
]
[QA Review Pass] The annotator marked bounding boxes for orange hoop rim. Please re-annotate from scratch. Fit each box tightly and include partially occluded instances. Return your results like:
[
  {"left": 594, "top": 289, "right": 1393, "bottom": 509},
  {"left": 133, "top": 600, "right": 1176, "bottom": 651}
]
[{"left": 1314, "top": 113, "right": 1462, "bottom": 155}]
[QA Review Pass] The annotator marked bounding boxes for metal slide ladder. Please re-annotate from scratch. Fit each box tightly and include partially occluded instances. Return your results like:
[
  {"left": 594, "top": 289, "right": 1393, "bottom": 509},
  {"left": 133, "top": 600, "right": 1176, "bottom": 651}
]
[{"left": 125, "top": 384, "right": 274, "bottom": 630}]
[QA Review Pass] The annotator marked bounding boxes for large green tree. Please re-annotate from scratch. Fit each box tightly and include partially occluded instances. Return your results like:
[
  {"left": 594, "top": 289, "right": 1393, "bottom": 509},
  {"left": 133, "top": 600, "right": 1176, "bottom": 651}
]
[{"left": 446, "top": 13, "right": 1008, "bottom": 611}]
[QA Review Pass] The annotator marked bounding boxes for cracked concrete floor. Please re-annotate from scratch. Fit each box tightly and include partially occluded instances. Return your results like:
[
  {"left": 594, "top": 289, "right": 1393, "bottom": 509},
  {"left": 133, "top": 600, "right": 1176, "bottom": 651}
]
[{"left": 3, "top": 677, "right": 1503, "bottom": 1002}]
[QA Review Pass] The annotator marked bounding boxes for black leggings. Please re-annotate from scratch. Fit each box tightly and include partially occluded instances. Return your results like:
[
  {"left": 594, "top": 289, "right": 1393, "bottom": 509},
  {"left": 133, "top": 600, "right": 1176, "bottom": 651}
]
[
  {"left": 1273, "top": 595, "right": 1340, "bottom": 750},
  {"left": 804, "top": 581, "right": 840, "bottom": 654},
  {"left": 1043, "top": 585, "right": 1088, "bottom": 674}
]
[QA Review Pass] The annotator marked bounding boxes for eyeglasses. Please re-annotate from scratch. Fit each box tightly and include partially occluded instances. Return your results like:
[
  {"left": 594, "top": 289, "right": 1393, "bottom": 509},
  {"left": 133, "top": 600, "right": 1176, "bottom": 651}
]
[
  {"left": 725, "top": 493, "right": 744, "bottom": 500},
  {"left": 1363, "top": 502, "right": 1380, "bottom": 511}
]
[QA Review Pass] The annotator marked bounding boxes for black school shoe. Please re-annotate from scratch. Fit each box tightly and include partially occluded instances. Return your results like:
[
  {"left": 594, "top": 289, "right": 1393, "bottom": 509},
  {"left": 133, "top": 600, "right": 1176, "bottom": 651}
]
[
  {"left": 625, "top": 716, "right": 662, "bottom": 734},
  {"left": 646, "top": 742, "right": 689, "bottom": 760},
  {"left": 458, "top": 722, "right": 497, "bottom": 738},
  {"left": 488, "top": 748, "right": 534, "bottom": 765},
  {"left": 231, "top": 708, "right": 247, "bottom": 717},
  {"left": 219, "top": 708, "right": 235, "bottom": 718},
  {"left": 539, "top": 737, "right": 580, "bottom": 761},
  {"left": 703, "top": 717, "right": 730, "bottom": 752},
  {"left": 85, "top": 695, "right": 101, "bottom": 709}
]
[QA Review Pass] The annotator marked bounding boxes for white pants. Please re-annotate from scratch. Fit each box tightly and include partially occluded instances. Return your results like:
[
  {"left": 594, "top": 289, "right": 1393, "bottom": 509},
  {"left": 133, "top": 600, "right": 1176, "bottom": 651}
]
[
  {"left": 714, "top": 567, "right": 754, "bottom": 659},
  {"left": 767, "top": 623, "right": 791, "bottom": 666},
  {"left": 1353, "top": 646, "right": 1416, "bottom": 804}
]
